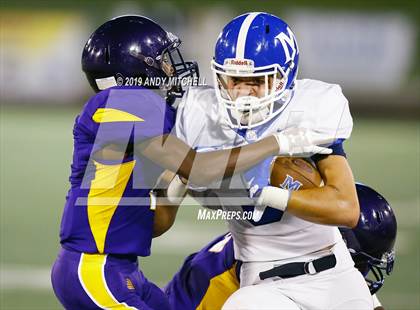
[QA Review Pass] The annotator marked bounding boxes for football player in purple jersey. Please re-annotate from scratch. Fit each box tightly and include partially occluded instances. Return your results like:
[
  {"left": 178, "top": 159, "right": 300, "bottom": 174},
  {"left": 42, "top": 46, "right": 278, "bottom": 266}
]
[
  {"left": 51, "top": 15, "right": 332, "bottom": 309},
  {"left": 165, "top": 183, "right": 396, "bottom": 310}
]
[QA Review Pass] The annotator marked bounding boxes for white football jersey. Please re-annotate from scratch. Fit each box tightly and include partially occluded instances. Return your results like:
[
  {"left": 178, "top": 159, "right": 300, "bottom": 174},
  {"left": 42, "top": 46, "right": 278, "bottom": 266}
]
[{"left": 175, "top": 79, "right": 353, "bottom": 262}]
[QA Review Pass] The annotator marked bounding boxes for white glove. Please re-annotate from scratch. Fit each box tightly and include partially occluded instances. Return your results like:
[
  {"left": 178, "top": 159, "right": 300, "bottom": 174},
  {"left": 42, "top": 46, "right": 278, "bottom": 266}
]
[{"left": 273, "top": 127, "right": 334, "bottom": 157}]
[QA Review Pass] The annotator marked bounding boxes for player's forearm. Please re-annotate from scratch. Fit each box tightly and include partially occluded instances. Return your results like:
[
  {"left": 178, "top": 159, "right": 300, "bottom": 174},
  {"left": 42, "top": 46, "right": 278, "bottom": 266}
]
[
  {"left": 152, "top": 181, "right": 181, "bottom": 237},
  {"left": 287, "top": 185, "right": 359, "bottom": 228},
  {"left": 153, "top": 203, "right": 180, "bottom": 237},
  {"left": 285, "top": 155, "right": 359, "bottom": 227},
  {"left": 188, "top": 136, "right": 279, "bottom": 185},
  {"left": 256, "top": 155, "right": 359, "bottom": 227},
  {"left": 225, "top": 136, "right": 279, "bottom": 175},
  {"left": 140, "top": 134, "right": 278, "bottom": 186}
]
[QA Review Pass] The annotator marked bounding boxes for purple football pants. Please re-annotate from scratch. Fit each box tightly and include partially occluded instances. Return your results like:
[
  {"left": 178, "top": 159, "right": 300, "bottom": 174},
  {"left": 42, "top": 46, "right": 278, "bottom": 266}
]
[{"left": 51, "top": 248, "right": 170, "bottom": 310}]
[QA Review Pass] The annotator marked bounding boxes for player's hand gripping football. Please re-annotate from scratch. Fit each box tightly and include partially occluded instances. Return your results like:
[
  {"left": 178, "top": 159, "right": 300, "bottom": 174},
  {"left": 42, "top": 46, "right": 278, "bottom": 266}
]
[{"left": 273, "top": 127, "right": 333, "bottom": 157}]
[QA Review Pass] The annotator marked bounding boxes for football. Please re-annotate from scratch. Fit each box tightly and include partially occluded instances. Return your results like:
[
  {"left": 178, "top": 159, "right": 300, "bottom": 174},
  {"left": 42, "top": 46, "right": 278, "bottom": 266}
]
[{"left": 270, "top": 157, "right": 322, "bottom": 190}]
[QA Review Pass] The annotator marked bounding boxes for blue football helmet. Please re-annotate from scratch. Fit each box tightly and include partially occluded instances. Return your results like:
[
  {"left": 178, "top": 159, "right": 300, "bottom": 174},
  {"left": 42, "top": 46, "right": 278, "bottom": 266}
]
[
  {"left": 82, "top": 15, "right": 198, "bottom": 103},
  {"left": 340, "top": 183, "right": 397, "bottom": 295},
  {"left": 211, "top": 12, "right": 299, "bottom": 128}
]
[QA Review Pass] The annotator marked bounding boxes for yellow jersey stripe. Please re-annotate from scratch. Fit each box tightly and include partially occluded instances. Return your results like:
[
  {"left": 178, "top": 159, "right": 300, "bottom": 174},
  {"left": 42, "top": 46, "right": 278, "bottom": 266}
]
[
  {"left": 196, "top": 264, "right": 240, "bottom": 310},
  {"left": 87, "top": 160, "right": 135, "bottom": 253},
  {"left": 92, "top": 108, "right": 144, "bottom": 123},
  {"left": 78, "top": 253, "right": 136, "bottom": 309}
]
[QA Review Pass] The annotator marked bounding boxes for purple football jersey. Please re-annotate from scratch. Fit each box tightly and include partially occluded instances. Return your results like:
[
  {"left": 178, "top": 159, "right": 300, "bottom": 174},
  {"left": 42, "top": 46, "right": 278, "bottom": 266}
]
[{"left": 59, "top": 86, "right": 175, "bottom": 256}]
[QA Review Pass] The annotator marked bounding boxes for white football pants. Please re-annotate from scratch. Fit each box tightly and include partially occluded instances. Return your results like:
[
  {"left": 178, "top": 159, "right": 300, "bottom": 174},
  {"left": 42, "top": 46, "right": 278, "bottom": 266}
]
[{"left": 222, "top": 239, "right": 373, "bottom": 310}]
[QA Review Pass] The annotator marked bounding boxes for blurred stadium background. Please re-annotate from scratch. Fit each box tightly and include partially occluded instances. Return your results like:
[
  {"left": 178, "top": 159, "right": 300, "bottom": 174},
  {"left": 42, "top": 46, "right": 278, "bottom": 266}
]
[{"left": 1, "top": 0, "right": 419, "bottom": 309}]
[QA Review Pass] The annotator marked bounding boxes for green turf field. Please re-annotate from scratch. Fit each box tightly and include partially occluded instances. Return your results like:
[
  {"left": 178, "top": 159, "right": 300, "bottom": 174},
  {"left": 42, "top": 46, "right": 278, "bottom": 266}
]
[{"left": 1, "top": 105, "right": 419, "bottom": 309}]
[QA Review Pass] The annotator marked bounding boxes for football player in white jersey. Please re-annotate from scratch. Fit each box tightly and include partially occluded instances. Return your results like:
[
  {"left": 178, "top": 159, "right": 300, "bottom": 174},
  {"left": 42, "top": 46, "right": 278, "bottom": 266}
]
[
  {"left": 164, "top": 183, "right": 397, "bottom": 310},
  {"left": 170, "top": 12, "right": 373, "bottom": 309}
]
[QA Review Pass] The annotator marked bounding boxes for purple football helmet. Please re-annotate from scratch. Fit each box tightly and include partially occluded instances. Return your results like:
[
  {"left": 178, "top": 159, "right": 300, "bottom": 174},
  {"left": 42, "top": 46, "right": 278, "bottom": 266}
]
[
  {"left": 340, "top": 183, "right": 397, "bottom": 294},
  {"left": 82, "top": 15, "right": 198, "bottom": 103}
]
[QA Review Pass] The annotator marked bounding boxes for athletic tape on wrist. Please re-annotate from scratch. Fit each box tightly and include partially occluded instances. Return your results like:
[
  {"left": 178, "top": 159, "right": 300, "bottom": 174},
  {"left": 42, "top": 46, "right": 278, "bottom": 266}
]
[
  {"left": 257, "top": 186, "right": 290, "bottom": 212},
  {"left": 167, "top": 175, "right": 187, "bottom": 204},
  {"left": 273, "top": 133, "right": 290, "bottom": 156}
]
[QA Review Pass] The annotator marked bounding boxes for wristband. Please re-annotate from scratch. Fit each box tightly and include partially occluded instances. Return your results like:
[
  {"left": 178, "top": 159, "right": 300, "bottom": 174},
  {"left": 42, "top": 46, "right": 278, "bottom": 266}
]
[
  {"left": 272, "top": 133, "right": 291, "bottom": 156},
  {"left": 256, "top": 186, "right": 290, "bottom": 212},
  {"left": 167, "top": 174, "right": 187, "bottom": 204}
]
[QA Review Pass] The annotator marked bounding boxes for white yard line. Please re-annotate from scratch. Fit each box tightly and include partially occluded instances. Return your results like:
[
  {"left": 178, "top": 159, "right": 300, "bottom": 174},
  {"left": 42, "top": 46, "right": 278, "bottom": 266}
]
[{"left": 0, "top": 264, "right": 52, "bottom": 290}]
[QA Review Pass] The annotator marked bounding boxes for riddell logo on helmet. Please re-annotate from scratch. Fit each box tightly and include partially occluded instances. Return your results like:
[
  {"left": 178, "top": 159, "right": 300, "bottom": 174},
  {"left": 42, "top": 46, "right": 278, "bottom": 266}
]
[{"left": 224, "top": 59, "right": 254, "bottom": 67}]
